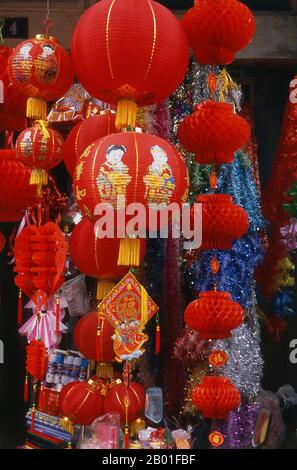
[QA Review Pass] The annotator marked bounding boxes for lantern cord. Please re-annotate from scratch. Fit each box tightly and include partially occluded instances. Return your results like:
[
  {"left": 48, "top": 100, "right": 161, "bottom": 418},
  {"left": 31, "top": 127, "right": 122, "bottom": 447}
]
[{"left": 44, "top": 0, "right": 53, "bottom": 35}]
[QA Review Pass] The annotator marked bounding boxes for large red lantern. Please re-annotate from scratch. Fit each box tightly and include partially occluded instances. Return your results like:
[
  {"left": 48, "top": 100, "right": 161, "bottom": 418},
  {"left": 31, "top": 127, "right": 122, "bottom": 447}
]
[
  {"left": 63, "top": 112, "right": 117, "bottom": 176},
  {"left": 16, "top": 120, "right": 64, "bottom": 187},
  {"left": 8, "top": 34, "right": 74, "bottom": 120},
  {"left": 0, "top": 150, "right": 37, "bottom": 222},
  {"left": 192, "top": 376, "right": 241, "bottom": 419},
  {"left": 74, "top": 310, "right": 115, "bottom": 363},
  {"left": 60, "top": 379, "right": 104, "bottom": 425},
  {"left": 178, "top": 101, "right": 250, "bottom": 164},
  {"left": 196, "top": 194, "right": 249, "bottom": 250},
  {"left": 71, "top": 0, "right": 189, "bottom": 128},
  {"left": 103, "top": 381, "right": 145, "bottom": 425},
  {"left": 182, "top": 0, "right": 255, "bottom": 65},
  {"left": 184, "top": 291, "right": 244, "bottom": 339}
]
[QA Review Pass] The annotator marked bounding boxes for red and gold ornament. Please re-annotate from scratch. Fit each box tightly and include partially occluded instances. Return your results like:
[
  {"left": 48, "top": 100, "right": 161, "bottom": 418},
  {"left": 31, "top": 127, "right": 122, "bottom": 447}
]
[{"left": 103, "top": 381, "right": 145, "bottom": 425}]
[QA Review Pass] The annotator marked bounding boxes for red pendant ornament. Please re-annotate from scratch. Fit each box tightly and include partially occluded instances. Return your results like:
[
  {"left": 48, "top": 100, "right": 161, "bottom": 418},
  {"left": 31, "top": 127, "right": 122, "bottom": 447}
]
[
  {"left": 16, "top": 120, "right": 64, "bottom": 188},
  {"left": 60, "top": 379, "right": 104, "bottom": 425},
  {"left": 8, "top": 34, "right": 74, "bottom": 120},
  {"left": 74, "top": 310, "right": 115, "bottom": 363},
  {"left": 209, "top": 431, "right": 224, "bottom": 448},
  {"left": 192, "top": 376, "right": 241, "bottom": 419},
  {"left": 26, "top": 339, "right": 47, "bottom": 381},
  {"left": 181, "top": 0, "right": 255, "bottom": 65},
  {"left": 196, "top": 194, "right": 249, "bottom": 250},
  {"left": 184, "top": 291, "right": 244, "bottom": 339},
  {"left": 208, "top": 350, "right": 229, "bottom": 368},
  {"left": 63, "top": 112, "right": 117, "bottom": 176},
  {"left": 103, "top": 381, "right": 145, "bottom": 425},
  {"left": 71, "top": 0, "right": 189, "bottom": 129},
  {"left": 178, "top": 101, "right": 250, "bottom": 164}
]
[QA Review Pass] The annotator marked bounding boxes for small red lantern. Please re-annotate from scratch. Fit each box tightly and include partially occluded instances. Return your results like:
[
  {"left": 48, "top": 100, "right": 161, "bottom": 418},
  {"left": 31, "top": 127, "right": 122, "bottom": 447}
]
[
  {"left": 71, "top": 0, "right": 189, "bottom": 128},
  {"left": 60, "top": 379, "right": 104, "bottom": 425},
  {"left": 182, "top": 0, "right": 255, "bottom": 65},
  {"left": 104, "top": 381, "right": 145, "bottom": 425},
  {"left": 58, "top": 381, "right": 80, "bottom": 415},
  {"left": 185, "top": 291, "right": 244, "bottom": 339},
  {"left": 178, "top": 101, "right": 250, "bottom": 164},
  {"left": 8, "top": 34, "right": 74, "bottom": 120},
  {"left": 192, "top": 376, "right": 241, "bottom": 419},
  {"left": 74, "top": 310, "right": 115, "bottom": 363},
  {"left": 196, "top": 194, "right": 249, "bottom": 250},
  {"left": 63, "top": 112, "right": 117, "bottom": 176},
  {"left": 16, "top": 120, "right": 64, "bottom": 187},
  {"left": 26, "top": 339, "right": 47, "bottom": 381}
]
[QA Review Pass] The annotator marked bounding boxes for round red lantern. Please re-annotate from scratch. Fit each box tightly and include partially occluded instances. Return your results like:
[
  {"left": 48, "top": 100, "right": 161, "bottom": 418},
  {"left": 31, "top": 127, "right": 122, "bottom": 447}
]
[
  {"left": 185, "top": 291, "right": 244, "bottom": 339},
  {"left": 104, "top": 381, "right": 145, "bottom": 425},
  {"left": 63, "top": 112, "right": 117, "bottom": 176},
  {"left": 196, "top": 194, "right": 249, "bottom": 250},
  {"left": 60, "top": 379, "right": 104, "bottom": 425},
  {"left": 0, "top": 150, "right": 37, "bottom": 222},
  {"left": 74, "top": 310, "right": 115, "bottom": 363},
  {"left": 16, "top": 120, "right": 64, "bottom": 187},
  {"left": 192, "top": 376, "right": 241, "bottom": 419},
  {"left": 178, "top": 101, "right": 250, "bottom": 164},
  {"left": 71, "top": 0, "right": 189, "bottom": 128},
  {"left": 8, "top": 34, "right": 74, "bottom": 120},
  {"left": 182, "top": 0, "right": 255, "bottom": 65},
  {"left": 58, "top": 381, "right": 80, "bottom": 414}
]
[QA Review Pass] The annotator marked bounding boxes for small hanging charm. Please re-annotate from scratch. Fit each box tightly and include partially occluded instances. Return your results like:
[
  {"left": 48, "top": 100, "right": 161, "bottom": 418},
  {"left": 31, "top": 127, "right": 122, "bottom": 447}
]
[
  {"left": 155, "top": 313, "right": 161, "bottom": 355},
  {"left": 124, "top": 392, "right": 130, "bottom": 449},
  {"left": 209, "top": 166, "right": 218, "bottom": 190},
  {"left": 95, "top": 309, "right": 103, "bottom": 361},
  {"left": 17, "top": 288, "right": 23, "bottom": 326},
  {"left": 208, "top": 69, "right": 217, "bottom": 99},
  {"left": 24, "top": 374, "right": 29, "bottom": 402},
  {"left": 55, "top": 295, "right": 60, "bottom": 335},
  {"left": 211, "top": 255, "right": 220, "bottom": 291},
  {"left": 31, "top": 404, "right": 36, "bottom": 432}
]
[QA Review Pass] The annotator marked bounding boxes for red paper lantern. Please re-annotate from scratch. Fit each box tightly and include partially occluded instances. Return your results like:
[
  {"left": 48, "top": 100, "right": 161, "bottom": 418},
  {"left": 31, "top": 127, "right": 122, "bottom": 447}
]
[
  {"left": 63, "top": 112, "right": 117, "bottom": 176},
  {"left": 73, "top": 131, "right": 189, "bottom": 223},
  {"left": 69, "top": 218, "right": 146, "bottom": 280},
  {"left": 192, "top": 376, "right": 241, "bottom": 419},
  {"left": 182, "top": 0, "right": 255, "bottom": 65},
  {"left": 104, "top": 381, "right": 145, "bottom": 424},
  {"left": 0, "top": 150, "right": 37, "bottom": 222},
  {"left": 71, "top": 0, "right": 189, "bottom": 128},
  {"left": 26, "top": 339, "right": 47, "bottom": 381},
  {"left": 185, "top": 291, "right": 244, "bottom": 339},
  {"left": 16, "top": 120, "right": 64, "bottom": 186},
  {"left": 8, "top": 34, "right": 74, "bottom": 120},
  {"left": 0, "top": 45, "right": 27, "bottom": 131},
  {"left": 196, "top": 194, "right": 249, "bottom": 250},
  {"left": 74, "top": 311, "right": 115, "bottom": 363},
  {"left": 178, "top": 101, "right": 250, "bottom": 164},
  {"left": 58, "top": 381, "right": 80, "bottom": 415},
  {"left": 60, "top": 379, "right": 104, "bottom": 425}
]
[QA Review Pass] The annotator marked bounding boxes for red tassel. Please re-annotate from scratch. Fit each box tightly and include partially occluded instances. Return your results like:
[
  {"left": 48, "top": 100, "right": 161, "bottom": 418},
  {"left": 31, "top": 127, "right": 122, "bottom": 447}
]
[
  {"left": 38, "top": 384, "right": 46, "bottom": 411},
  {"left": 156, "top": 324, "right": 160, "bottom": 354},
  {"left": 17, "top": 289, "right": 23, "bottom": 325},
  {"left": 55, "top": 296, "right": 60, "bottom": 335},
  {"left": 124, "top": 426, "right": 129, "bottom": 449},
  {"left": 31, "top": 405, "right": 36, "bottom": 431},
  {"left": 24, "top": 375, "right": 29, "bottom": 402}
]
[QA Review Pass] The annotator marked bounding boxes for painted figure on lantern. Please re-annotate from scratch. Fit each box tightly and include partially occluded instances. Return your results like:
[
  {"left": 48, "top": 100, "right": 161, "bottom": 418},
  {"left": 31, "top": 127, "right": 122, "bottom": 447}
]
[
  {"left": 37, "top": 43, "right": 58, "bottom": 84},
  {"left": 143, "top": 145, "right": 175, "bottom": 204},
  {"left": 96, "top": 144, "right": 132, "bottom": 209},
  {"left": 12, "top": 43, "right": 33, "bottom": 83},
  {"left": 20, "top": 131, "right": 33, "bottom": 157}
]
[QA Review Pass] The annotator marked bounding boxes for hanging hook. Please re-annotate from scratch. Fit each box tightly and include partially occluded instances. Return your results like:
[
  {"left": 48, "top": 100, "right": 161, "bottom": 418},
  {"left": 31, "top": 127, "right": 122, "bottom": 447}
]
[
  {"left": 0, "top": 18, "right": 5, "bottom": 45},
  {"left": 43, "top": 0, "right": 53, "bottom": 35}
]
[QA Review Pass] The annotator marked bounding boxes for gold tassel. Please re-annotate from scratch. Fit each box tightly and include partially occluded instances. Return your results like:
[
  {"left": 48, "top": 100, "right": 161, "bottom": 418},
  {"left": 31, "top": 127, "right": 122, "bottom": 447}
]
[
  {"left": 115, "top": 99, "right": 137, "bottom": 130},
  {"left": 30, "top": 168, "right": 48, "bottom": 186},
  {"left": 117, "top": 237, "right": 141, "bottom": 267},
  {"left": 140, "top": 285, "right": 148, "bottom": 327},
  {"left": 130, "top": 418, "right": 146, "bottom": 439},
  {"left": 60, "top": 417, "right": 74, "bottom": 436},
  {"left": 26, "top": 97, "right": 47, "bottom": 120},
  {"left": 96, "top": 362, "right": 114, "bottom": 379},
  {"left": 96, "top": 280, "right": 116, "bottom": 300}
]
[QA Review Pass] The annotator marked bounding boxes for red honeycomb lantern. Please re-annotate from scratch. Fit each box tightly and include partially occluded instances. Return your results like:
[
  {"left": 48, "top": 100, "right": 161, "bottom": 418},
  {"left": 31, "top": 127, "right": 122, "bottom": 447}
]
[
  {"left": 192, "top": 376, "right": 241, "bottom": 419},
  {"left": 182, "top": 0, "right": 255, "bottom": 65},
  {"left": 103, "top": 381, "right": 145, "bottom": 425},
  {"left": 8, "top": 34, "right": 74, "bottom": 120},
  {"left": 60, "top": 379, "right": 104, "bottom": 425},
  {"left": 71, "top": 0, "right": 189, "bottom": 128},
  {"left": 178, "top": 101, "right": 250, "bottom": 164},
  {"left": 196, "top": 194, "right": 249, "bottom": 250},
  {"left": 63, "top": 112, "right": 117, "bottom": 176},
  {"left": 16, "top": 120, "right": 64, "bottom": 187},
  {"left": 74, "top": 310, "right": 115, "bottom": 363},
  {"left": 184, "top": 291, "right": 244, "bottom": 339}
]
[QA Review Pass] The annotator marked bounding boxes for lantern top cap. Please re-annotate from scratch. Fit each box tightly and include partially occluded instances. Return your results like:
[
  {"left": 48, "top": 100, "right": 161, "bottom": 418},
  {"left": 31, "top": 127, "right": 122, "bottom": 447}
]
[{"left": 35, "top": 34, "right": 58, "bottom": 43}]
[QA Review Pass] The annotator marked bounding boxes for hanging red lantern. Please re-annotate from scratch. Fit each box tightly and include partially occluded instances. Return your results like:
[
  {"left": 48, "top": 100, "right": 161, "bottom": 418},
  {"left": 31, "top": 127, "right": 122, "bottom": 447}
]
[
  {"left": 0, "top": 45, "right": 27, "bottom": 131},
  {"left": 26, "top": 339, "right": 47, "bottom": 381},
  {"left": 60, "top": 379, "right": 104, "bottom": 425},
  {"left": 196, "top": 194, "right": 249, "bottom": 250},
  {"left": 192, "top": 376, "right": 240, "bottom": 419},
  {"left": 63, "top": 112, "right": 117, "bottom": 176},
  {"left": 16, "top": 120, "right": 64, "bottom": 188},
  {"left": 74, "top": 310, "right": 115, "bottom": 363},
  {"left": 181, "top": 0, "right": 255, "bottom": 65},
  {"left": 58, "top": 381, "right": 80, "bottom": 415},
  {"left": 103, "top": 381, "right": 145, "bottom": 425},
  {"left": 178, "top": 101, "right": 250, "bottom": 164},
  {"left": 8, "top": 34, "right": 74, "bottom": 120},
  {"left": 71, "top": 0, "right": 189, "bottom": 129},
  {"left": 185, "top": 291, "right": 244, "bottom": 339}
]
